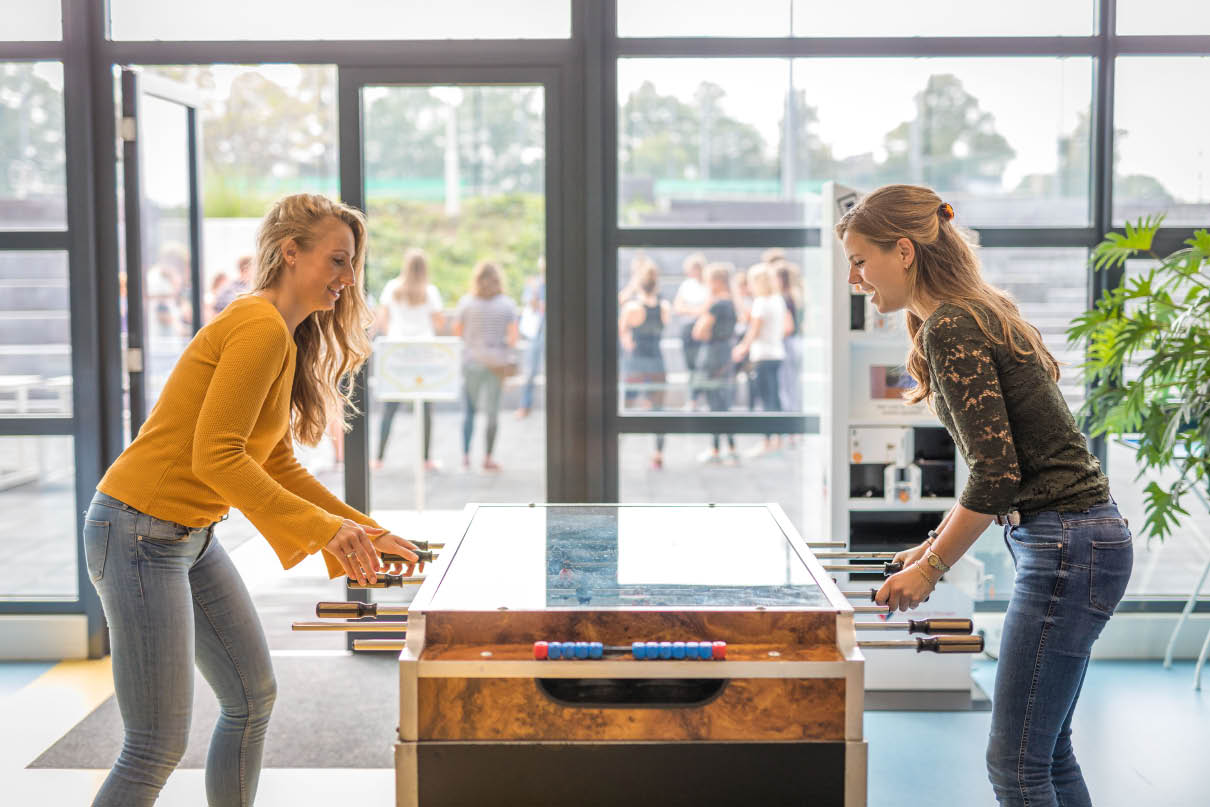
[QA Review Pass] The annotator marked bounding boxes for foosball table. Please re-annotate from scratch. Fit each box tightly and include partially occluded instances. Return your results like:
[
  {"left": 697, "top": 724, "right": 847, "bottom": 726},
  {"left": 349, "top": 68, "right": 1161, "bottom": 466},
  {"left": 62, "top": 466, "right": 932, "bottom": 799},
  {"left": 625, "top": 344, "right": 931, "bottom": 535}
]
[{"left": 295, "top": 503, "right": 981, "bottom": 806}]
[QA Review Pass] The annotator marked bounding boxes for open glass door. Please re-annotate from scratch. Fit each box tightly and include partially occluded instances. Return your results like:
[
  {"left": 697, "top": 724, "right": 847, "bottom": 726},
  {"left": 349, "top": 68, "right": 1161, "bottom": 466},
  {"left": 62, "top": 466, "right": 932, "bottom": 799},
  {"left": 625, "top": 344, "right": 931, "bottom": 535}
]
[{"left": 120, "top": 68, "right": 203, "bottom": 436}]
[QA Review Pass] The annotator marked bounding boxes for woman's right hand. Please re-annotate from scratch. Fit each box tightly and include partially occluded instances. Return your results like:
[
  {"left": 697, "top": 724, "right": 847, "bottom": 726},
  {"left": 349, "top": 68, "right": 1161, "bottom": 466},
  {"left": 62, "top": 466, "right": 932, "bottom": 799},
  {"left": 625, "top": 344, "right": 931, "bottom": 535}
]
[
  {"left": 325, "top": 519, "right": 386, "bottom": 585},
  {"left": 893, "top": 540, "right": 932, "bottom": 570}
]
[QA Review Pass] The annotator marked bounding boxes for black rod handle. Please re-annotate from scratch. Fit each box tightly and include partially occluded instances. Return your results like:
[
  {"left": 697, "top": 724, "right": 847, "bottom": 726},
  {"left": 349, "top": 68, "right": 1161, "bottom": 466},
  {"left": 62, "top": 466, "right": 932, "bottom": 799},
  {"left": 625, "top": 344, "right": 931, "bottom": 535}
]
[
  {"left": 909, "top": 618, "right": 973, "bottom": 636},
  {"left": 917, "top": 635, "right": 984, "bottom": 654}
]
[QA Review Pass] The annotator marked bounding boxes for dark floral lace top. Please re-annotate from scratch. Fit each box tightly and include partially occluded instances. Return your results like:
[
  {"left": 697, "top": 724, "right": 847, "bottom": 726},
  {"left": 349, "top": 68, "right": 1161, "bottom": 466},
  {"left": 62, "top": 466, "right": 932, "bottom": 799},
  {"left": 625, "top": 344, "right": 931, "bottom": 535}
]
[{"left": 920, "top": 302, "right": 1109, "bottom": 515}]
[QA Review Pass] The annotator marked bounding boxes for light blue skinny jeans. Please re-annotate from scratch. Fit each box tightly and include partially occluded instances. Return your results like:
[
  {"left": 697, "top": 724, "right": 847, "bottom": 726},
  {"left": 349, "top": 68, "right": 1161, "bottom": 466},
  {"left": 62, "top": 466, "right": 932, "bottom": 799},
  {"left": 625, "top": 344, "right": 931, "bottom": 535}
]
[{"left": 83, "top": 490, "right": 276, "bottom": 806}]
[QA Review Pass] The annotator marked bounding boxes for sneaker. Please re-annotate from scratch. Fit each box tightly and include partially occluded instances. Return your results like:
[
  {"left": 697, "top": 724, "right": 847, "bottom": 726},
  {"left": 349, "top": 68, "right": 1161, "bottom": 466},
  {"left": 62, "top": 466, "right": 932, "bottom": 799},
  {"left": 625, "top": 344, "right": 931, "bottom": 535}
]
[
  {"left": 424, "top": 459, "right": 442, "bottom": 473},
  {"left": 483, "top": 458, "right": 501, "bottom": 472},
  {"left": 696, "top": 449, "right": 722, "bottom": 464},
  {"left": 651, "top": 454, "right": 664, "bottom": 470}
]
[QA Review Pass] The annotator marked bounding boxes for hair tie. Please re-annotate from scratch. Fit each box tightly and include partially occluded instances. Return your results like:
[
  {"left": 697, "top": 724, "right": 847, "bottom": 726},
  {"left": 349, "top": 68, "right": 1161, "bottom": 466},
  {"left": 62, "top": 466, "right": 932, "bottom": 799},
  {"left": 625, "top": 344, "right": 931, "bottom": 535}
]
[{"left": 938, "top": 202, "right": 955, "bottom": 222}]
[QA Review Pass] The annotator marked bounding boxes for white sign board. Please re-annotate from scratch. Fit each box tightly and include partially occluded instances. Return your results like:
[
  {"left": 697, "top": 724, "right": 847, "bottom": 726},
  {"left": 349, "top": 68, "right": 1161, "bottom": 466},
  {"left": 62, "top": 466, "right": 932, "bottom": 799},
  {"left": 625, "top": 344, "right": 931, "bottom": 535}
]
[{"left": 373, "top": 337, "right": 461, "bottom": 402}]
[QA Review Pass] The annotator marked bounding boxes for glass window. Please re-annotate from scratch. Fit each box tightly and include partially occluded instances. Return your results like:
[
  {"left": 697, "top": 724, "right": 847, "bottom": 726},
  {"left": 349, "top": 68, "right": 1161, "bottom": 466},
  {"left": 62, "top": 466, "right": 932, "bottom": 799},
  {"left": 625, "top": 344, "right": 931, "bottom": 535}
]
[
  {"left": 1117, "top": 0, "right": 1210, "bottom": 35},
  {"left": 617, "top": 247, "right": 824, "bottom": 416},
  {"left": 618, "top": 0, "right": 796, "bottom": 38},
  {"left": 618, "top": 1, "right": 1091, "bottom": 37},
  {"left": 0, "top": 0, "right": 61, "bottom": 40},
  {"left": 0, "top": 436, "right": 76, "bottom": 598},
  {"left": 619, "top": 432, "right": 827, "bottom": 541},
  {"left": 362, "top": 84, "right": 547, "bottom": 511},
  {"left": 792, "top": 1, "right": 1092, "bottom": 36},
  {"left": 110, "top": 0, "right": 570, "bottom": 40},
  {"left": 0, "top": 251, "right": 72, "bottom": 417},
  {"left": 0, "top": 62, "right": 66, "bottom": 230},
  {"left": 977, "top": 248, "right": 1088, "bottom": 408},
  {"left": 1113, "top": 57, "right": 1210, "bottom": 227},
  {"left": 618, "top": 58, "right": 1093, "bottom": 228}
]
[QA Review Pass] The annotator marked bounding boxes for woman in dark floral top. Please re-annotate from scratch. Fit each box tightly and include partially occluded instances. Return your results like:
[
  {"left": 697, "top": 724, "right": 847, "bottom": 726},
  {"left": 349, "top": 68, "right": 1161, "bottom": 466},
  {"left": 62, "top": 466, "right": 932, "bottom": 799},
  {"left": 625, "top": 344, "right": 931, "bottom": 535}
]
[{"left": 836, "top": 185, "right": 1132, "bottom": 807}]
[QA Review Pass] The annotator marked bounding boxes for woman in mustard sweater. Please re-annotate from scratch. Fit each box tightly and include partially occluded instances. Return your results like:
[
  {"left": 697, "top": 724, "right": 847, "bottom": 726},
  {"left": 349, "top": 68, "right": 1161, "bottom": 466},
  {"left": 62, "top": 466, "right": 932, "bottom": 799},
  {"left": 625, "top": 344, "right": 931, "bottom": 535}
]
[{"left": 84, "top": 194, "right": 421, "bottom": 806}]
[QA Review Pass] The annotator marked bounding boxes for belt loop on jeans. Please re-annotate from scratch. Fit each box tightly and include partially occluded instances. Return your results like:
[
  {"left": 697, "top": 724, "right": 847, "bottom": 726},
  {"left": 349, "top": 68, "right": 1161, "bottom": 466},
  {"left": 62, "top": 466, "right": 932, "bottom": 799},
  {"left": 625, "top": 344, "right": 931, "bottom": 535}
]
[{"left": 994, "top": 511, "right": 1021, "bottom": 526}]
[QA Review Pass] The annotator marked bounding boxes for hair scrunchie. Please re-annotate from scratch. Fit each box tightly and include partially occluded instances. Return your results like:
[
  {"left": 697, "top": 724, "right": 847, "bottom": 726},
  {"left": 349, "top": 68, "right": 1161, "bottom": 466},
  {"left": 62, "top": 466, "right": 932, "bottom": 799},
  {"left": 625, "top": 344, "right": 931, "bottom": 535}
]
[{"left": 938, "top": 202, "right": 955, "bottom": 222}]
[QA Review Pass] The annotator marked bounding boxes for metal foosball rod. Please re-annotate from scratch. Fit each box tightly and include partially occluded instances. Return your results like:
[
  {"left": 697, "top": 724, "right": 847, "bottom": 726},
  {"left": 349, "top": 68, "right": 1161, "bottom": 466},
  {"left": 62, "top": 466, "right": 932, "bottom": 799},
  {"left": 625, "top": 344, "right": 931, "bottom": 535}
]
[
  {"left": 854, "top": 618, "right": 973, "bottom": 635},
  {"left": 316, "top": 601, "right": 408, "bottom": 619},
  {"left": 841, "top": 587, "right": 930, "bottom": 605},
  {"left": 292, "top": 620, "right": 409, "bottom": 632},
  {"left": 346, "top": 574, "right": 427, "bottom": 589},
  {"left": 353, "top": 639, "right": 408, "bottom": 652},
  {"left": 822, "top": 561, "right": 903, "bottom": 575},
  {"left": 381, "top": 549, "right": 438, "bottom": 564},
  {"left": 858, "top": 635, "right": 984, "bottom": 654},
  {"left": 806, "top": 541, "right": 847, "bottom": 549},
  {"left": 814, "top": 551, "right": 898, "bottom": 560}
]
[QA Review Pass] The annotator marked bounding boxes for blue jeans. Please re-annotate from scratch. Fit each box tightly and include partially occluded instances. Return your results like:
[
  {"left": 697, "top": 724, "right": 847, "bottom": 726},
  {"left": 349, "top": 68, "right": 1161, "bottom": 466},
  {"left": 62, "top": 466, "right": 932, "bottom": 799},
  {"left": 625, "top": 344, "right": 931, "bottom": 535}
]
[
  {"left": 987, "top": 501, "right": 1133, "bottom": 806},
  {"left": 83, "top": 491, "right": 276, "bottom": 807},
  {"left": 462, "top": 363, "right": 503, "bottom": 456},
  {"left": 520, "top": 321, "right": 544, "bottom": 412}
]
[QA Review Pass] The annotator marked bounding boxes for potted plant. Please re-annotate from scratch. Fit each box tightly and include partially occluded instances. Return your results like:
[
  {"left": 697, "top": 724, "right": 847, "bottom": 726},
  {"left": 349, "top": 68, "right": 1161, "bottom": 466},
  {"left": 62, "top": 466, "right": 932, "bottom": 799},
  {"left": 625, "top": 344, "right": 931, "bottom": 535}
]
[{"left": 1068, "top": 215, "right": 1210, "bottom": 539}]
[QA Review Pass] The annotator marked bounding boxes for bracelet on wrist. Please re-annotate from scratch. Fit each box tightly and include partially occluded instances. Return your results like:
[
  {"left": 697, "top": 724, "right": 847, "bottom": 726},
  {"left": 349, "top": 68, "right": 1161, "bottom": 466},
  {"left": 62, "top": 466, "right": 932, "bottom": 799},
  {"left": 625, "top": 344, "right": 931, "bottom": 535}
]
[{"left": 913, "top": 561, "right": 940, "bottom": 587}]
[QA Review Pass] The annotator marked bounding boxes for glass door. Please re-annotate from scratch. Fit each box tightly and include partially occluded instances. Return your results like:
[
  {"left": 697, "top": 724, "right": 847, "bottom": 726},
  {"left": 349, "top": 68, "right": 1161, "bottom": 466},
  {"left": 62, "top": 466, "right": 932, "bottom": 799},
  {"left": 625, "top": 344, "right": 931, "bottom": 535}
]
[
  {"left": 120, "top": 68, "right": 203, "bottom": 435},
  {"left": 338, "top": 66, "right": 562, "bottom": 640}
]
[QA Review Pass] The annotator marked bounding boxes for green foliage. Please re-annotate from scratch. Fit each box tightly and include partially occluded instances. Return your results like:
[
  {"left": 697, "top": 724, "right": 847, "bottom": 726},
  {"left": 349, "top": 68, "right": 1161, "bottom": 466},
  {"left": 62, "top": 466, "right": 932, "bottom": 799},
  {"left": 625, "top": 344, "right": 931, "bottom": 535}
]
[
  {"left": 363, "top": 194, "right": 545, "bottom": 305},
  {"left": 1069, "top": 216, "right": 1210, "bottom": 540}
]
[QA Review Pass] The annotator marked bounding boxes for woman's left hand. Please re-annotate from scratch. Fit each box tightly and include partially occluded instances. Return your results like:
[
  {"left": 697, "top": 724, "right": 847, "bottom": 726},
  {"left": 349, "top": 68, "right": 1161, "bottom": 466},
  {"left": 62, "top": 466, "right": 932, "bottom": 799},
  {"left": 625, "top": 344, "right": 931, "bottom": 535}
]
[
  {"left": 372, "top": 532, "right": 426, "bottom": 576},
  {"left": 874, "top": 563, "right": 936, "bottom": 613}
]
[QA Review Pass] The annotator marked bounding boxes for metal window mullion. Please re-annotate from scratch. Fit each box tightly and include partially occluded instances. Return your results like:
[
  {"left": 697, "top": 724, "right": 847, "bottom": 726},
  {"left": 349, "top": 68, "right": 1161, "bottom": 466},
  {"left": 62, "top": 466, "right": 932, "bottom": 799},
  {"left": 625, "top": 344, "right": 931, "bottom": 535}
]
[
  {"left": 602, "top": 0, "right": 621, "bottom": 502},
  {"left": 615, "top": 228, "right": 1100, "bottom": 250},
  {"left": 0, "top": 232, "right": 71, "bottom": 250},
  {"left": 615, "top": 36, "right": 1101, "bottom": 59},
  {"left": 0, "top": 41, "right": 65, "bottom": 60},
  {"left": 103, "top": 38, "right": 575, "bottom": 67},
  {"left": 1087, "top": 0, "right": 1119, "bottom": 465},
  {"left": 616, "top": 415, "right": 820, "bottom": 435},
  {"left": 186, "top": 105, "right": 203, "bottom": 335},
  {"left": 0, "top": 418, "right": 74, "bottom": 436}
]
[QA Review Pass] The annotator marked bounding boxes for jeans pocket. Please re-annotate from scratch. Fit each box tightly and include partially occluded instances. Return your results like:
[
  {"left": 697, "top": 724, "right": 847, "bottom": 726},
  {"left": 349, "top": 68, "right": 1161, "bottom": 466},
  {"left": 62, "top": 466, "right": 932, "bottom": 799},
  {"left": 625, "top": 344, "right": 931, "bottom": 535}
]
[
  {"left": 83, "top": 519, "right": 110, "bottom": 583},
  {"left": 1090, "top": 536, "right": 1133, "bottom": 614}
]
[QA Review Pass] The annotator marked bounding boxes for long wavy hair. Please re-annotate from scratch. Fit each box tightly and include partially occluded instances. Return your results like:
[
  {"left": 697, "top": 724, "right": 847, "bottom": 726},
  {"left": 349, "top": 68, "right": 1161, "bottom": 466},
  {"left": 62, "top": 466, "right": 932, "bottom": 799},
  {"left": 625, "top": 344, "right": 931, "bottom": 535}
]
[
  {"left": 253, "top": 193, "right": 373, "bottom": 446},
  {"left": 834, "top": 184, "right": 1058, "bottom": 406}
]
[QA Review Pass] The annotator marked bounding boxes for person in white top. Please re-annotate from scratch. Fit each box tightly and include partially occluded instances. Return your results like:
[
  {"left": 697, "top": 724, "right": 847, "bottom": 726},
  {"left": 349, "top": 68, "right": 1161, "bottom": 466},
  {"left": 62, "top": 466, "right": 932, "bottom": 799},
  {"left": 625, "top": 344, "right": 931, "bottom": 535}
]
[
  {"left": 673, "top": 252, "right": 709, "bottom": 409},
  {"left": 373, "top": 249, "right": 445, "bottom": 471},
  {"left": 732, "top": 263, "right": 789, "bottom": 457}
]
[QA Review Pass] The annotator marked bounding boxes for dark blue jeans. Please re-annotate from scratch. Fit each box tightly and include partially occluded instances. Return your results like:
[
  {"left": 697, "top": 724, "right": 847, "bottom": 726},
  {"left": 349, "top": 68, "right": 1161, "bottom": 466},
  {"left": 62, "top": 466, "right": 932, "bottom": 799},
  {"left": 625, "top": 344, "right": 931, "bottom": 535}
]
[
  {"left": 83, "top": 491, "right": 275, "bottom": 807},
  {"left": 987, "top": 501, "right": 1133, "bottom": 806}
]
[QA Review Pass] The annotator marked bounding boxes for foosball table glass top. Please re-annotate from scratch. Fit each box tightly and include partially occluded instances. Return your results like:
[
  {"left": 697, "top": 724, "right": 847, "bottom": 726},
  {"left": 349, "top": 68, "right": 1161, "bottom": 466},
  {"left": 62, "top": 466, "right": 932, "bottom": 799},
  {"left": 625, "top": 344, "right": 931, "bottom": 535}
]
[{"left": 427, "top": 504, "right": 831, "bottom": 610}]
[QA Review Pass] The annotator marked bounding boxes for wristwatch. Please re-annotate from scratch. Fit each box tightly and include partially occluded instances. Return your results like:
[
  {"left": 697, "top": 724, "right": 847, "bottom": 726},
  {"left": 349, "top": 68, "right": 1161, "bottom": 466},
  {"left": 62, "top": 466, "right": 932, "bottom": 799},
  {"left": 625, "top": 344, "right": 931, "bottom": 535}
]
[{"left": 924, "top": 549, "right": 951, "bottom": 576}]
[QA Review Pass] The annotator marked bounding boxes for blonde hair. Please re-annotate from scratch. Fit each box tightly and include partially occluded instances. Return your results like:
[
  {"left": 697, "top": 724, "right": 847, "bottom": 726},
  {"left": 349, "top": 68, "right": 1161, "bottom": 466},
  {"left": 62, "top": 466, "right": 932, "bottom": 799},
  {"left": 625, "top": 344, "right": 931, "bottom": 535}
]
[
  {"left": 396, "top": 248, "right": 429, "bottom": 306},
  {"left": 834, "top": 184, "right": 1058, "bottom": 406},
  {"left": 253, "top": 193, "right": 373, "bottom": 446},
  {"left": 705, "top": 262, "right": 732, "bottom": 289},
  {"left": 747, "top": 263, "right": 775, "bottom": 297},
  {"left": 682, "top": 252, "right": 707, "bottom": 277},
  {"left": 471, "top": 260, "right": 503, "bottom": 298}
]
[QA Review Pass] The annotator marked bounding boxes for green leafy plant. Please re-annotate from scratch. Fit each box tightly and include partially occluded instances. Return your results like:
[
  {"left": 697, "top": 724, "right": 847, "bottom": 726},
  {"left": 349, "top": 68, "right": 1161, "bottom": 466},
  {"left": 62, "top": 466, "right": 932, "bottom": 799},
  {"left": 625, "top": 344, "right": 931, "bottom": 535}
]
[{"left": 1068, "top": 215, "right": 1210, "bottom": 540}]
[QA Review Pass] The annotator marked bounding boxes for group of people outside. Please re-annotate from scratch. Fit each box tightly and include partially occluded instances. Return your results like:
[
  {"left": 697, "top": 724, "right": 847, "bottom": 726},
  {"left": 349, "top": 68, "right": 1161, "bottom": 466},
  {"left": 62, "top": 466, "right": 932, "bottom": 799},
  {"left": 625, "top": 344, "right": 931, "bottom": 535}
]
[
  {"left": 618, "top": 248, "right": 804, "bottom": 469},
  {"left": 370, "top": 249, "right": 544, "bottom": 473}
]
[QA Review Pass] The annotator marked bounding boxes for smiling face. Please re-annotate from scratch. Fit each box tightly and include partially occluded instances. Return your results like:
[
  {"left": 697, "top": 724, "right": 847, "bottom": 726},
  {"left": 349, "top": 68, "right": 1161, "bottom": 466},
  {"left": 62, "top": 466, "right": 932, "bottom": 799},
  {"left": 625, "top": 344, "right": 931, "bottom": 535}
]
[
  {"left": 842, "top": 229, "right": 916, "bottom": 314},
  {"left": 282, "top": 217, "right": 356, "bottom": 314}
]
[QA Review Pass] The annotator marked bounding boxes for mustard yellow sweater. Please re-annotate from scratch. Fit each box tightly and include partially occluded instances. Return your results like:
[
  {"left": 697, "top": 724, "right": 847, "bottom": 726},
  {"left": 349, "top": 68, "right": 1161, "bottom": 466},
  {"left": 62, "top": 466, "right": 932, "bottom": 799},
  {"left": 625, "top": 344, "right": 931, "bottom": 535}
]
[{"left": 99, "top": 295, "right": 377, "bottom": 579}]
